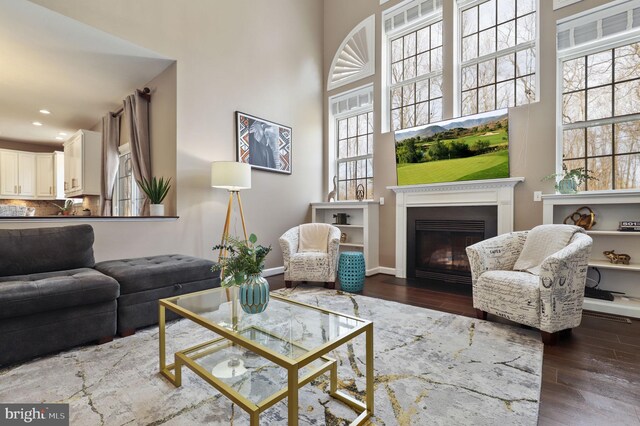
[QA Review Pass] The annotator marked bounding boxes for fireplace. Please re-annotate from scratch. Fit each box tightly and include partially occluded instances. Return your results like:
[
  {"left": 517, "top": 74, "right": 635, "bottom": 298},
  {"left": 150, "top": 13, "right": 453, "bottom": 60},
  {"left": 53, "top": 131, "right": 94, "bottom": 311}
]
[{"left": 407, "top": 206, "right": 497, "bottom": 285}]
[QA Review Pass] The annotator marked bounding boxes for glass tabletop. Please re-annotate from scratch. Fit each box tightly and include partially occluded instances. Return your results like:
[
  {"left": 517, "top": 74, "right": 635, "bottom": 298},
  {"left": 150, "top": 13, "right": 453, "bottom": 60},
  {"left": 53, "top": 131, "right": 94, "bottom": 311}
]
[{"left": 162, "top": 286, "right": 369, "bottom": 362}]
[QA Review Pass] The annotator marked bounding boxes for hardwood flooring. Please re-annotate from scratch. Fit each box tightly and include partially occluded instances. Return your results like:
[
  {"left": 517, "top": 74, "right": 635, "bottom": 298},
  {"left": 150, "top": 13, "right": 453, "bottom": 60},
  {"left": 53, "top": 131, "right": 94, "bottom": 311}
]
[{"left": 267, "top": 273, "right": 640, "bottom": 426}]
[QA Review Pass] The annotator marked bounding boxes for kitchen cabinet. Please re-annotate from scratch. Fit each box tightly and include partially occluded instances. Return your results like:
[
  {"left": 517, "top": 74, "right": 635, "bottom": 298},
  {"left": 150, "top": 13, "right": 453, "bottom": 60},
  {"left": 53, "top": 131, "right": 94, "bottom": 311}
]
[
  {"left": 64, "top": 130, "right": 101, "bottom": 197},
  {"left": 36, "top": 152, "right": 64, "bottom": 199},
  {"left": 0, "top": 149, "right": 35, "bottom": 198}
]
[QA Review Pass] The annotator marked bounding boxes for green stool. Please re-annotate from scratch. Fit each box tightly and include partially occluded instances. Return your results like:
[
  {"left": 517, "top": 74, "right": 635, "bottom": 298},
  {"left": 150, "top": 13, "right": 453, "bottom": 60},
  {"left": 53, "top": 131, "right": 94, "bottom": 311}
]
[{"left": 338, "top": 251, "right": 366, "bottom": 293}]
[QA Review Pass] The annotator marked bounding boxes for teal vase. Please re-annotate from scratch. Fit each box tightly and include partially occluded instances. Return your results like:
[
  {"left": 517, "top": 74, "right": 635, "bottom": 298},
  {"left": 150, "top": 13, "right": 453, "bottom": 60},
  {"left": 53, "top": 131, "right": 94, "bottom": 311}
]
[
  {"left": 239, "top": 274, "right": 269, "bottom": 314},
  {"left": 557, "top": 177, "right": 578, "bottom": 194}
]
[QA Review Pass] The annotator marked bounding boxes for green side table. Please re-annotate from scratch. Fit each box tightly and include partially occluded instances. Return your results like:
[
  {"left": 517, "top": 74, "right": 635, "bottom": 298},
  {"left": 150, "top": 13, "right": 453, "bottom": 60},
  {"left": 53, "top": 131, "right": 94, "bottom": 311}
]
[{"left": 338, "top": 251, "right": 366, "bottom": 293}]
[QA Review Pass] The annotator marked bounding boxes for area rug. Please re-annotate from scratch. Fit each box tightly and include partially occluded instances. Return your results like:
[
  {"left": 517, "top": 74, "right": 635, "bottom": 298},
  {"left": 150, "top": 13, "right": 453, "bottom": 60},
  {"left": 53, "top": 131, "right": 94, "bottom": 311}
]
[{"left": 0, "top": 288, "right": 543, "bottom": 425}]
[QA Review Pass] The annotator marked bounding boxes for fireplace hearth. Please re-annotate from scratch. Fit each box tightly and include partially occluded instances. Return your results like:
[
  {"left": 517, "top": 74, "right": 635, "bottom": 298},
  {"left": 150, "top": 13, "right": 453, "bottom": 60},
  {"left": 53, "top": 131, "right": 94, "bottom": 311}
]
[{"left": 407, "top": 206, "right": 497, "bottom": 286}]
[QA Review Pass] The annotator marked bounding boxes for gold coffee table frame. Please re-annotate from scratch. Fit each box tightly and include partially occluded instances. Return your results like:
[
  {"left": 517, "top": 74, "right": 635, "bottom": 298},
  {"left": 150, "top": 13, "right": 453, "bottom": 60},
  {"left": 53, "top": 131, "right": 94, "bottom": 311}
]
[{"left": 159, "top": 288, "right": 374, "bottom": 425}]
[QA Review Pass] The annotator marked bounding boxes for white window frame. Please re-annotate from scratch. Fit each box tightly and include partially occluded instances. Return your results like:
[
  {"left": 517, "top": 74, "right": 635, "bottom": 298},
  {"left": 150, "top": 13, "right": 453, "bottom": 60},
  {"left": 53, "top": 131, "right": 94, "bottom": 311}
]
[
  {"left": 555, "top": 0, "right": 640, "bottom": 187},
  {"left": 112, "top": 143, "right": 144, "bottom": 216},
  {"left": 381, "top": 0, "right": 443, "bottom": 133},
  {"left": 328, "top": 84, "right": 374, "bottom": 200},
  {"left": 455, "top": 0, "right": 540, "bottom": 117}
]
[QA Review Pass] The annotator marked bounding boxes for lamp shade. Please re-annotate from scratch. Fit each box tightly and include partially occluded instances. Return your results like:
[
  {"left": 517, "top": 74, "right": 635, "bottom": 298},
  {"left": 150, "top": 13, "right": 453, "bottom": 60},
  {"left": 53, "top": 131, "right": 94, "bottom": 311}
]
[{"left": 211, "top": 161, "right": 251, "bottom": 190}]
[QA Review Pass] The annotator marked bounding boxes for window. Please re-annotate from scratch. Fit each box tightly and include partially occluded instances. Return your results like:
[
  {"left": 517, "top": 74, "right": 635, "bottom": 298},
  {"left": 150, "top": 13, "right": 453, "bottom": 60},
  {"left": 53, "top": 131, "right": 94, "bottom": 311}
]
[
  {"left": 390, "top": 20, "right": 444, "bottom": 130},
  {"left": 336, "top": 110, "right": 374, "bottom": 200},
  {"left": 459, "top": 0, "right": 537, "bottom": 116},
  {"left": 113, "top": 144, "right": 144, "bottom": 216},
  {"left": 560, "top": 42, "right": 640, "bottom": 190}
]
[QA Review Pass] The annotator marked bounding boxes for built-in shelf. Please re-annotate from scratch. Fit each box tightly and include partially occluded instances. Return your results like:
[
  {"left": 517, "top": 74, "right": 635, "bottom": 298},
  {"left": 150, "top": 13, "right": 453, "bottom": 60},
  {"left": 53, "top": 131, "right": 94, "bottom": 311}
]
[
  {"left": 589, "top": 259, "right": 640, "bottom": 272},
  {"left": 584, "top": 296, "right": 640, "bottom": 318},
  {"left": 311, "top": 201, "right": 379, "bottom": 275},
  {"left": 587, "top": 230, "right": 640, "bottom": 236},
  {"left": 542, "top": 190, "right": 640, "bottom": 318}
]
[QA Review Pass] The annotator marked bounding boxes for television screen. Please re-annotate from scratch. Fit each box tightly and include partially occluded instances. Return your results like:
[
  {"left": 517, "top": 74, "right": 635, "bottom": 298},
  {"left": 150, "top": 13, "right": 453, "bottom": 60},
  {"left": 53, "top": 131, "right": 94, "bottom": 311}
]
[{"left": 394, "top": 109, "right": 509, "bottom": 185}]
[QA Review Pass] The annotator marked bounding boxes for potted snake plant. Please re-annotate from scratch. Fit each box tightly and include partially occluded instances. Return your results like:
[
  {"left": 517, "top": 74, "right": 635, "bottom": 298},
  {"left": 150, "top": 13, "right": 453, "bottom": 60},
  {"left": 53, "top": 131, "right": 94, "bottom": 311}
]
[{"left": 137, "top": 176, "right": 171, "bottom": 216}]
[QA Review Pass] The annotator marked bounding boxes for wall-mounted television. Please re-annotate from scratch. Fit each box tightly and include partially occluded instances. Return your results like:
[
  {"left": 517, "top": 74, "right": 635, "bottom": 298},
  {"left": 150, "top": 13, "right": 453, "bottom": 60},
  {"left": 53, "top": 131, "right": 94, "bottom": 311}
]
[{"left": 395, "top": 109, "right": 510, "bottom": 186}]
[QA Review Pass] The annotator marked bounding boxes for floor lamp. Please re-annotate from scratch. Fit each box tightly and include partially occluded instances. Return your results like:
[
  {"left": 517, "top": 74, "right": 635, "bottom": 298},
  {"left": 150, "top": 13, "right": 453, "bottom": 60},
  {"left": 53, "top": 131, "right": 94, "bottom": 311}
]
[
  {"left": 211, "top": 161, "right": 252, "bottom": 253},
  {"left": 211, "top": 161, "right": 251, "bottom": 376}
]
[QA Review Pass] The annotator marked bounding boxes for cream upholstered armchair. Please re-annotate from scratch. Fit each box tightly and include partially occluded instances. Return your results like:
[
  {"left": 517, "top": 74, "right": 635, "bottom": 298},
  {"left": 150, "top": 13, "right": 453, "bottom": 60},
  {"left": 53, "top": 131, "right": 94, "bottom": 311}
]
[
  {"left": 466, "top": 225, "right": 592, "bottom": 345},
  {"left": 279, "top": 224, "right": 341, "bottom": 289}
]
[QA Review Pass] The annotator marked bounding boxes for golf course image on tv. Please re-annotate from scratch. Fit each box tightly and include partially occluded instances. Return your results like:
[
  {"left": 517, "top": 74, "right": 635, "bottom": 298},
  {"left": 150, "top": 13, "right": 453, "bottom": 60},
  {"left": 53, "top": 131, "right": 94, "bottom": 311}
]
[{"left": 395, "top": 109, "right": 509, "bottom": 185}]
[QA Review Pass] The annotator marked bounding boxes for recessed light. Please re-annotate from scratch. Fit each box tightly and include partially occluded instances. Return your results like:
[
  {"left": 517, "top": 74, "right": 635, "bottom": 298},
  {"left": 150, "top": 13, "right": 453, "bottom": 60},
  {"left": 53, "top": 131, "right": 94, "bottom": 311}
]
[
  {"left": 58, "top": 132, "right": 67, "bottom": 136},
  {"left": 32, "top": 121, "right": 43, "bottom": 126},
  {"left": 55, "top": 136, "right": 64, "bottom": 140},
  {"left": 39, "top": 109, "right": 51, "bottom": 115}
]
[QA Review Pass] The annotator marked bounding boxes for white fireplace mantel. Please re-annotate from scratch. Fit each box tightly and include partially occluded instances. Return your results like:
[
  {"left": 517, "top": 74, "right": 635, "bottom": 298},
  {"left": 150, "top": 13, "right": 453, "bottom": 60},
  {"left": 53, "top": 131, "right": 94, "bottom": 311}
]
[{"left": 387, "top": 177, "right": 524, "bottom": 278}]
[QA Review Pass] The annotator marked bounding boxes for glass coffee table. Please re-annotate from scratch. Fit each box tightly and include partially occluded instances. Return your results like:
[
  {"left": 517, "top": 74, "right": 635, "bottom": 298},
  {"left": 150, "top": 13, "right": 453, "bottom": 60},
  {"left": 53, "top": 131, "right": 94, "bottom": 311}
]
[{"left": 159, "top": 287, "right": 374, "bottom": 425}]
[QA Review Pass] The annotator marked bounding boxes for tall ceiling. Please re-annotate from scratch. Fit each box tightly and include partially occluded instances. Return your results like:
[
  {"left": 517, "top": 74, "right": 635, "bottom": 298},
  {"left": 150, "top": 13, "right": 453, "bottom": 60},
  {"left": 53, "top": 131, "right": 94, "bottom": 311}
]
[{"left": 0, "top": 0, "right": 174, "bottom": 145}]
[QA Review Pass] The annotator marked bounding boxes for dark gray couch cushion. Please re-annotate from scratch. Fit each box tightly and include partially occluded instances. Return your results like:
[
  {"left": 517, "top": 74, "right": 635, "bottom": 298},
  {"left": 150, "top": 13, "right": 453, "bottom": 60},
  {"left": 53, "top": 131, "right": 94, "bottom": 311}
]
[
  {"left": 0, "top": 225, "right": 95, "bottom": 277},
  {"left": 0, "top": 268, "right": 119, "bottom": 319},
  {"left": 95, "top": 254, "right": 218, "bottom": 295}
]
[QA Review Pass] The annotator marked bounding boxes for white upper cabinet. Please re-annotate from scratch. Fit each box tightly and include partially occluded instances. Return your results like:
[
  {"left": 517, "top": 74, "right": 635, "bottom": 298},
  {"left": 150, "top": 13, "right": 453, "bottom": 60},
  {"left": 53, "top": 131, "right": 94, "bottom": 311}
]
[
  {"left": 0, "top": 149, "right": 36, "bottom": 198},
  {"left": 63, "top": 130, "right": 101, "bottom": 198}
]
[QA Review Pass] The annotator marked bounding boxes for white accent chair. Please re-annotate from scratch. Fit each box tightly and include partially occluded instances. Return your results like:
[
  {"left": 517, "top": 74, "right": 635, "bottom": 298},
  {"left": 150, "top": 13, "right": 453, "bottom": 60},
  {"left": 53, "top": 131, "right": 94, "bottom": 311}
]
[
  {"left": 279, "top": 224, "right": 341, "bottom": 289},
  {"left": 466, "top": 230, "right": 592, "bottom": 345}
]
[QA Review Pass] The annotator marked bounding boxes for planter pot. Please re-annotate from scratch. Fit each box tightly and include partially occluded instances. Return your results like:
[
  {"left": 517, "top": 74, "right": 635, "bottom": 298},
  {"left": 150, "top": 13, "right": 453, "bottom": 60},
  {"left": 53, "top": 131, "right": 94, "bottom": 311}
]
[
  {"left": 557, "top": 177, "right": 578, "bottom": 194},
  {"left": 150, "top": 204, "right": 165, "bottom": 216},
  {"left": 239, "top": 273, "right": 269, "bottom": 314}
]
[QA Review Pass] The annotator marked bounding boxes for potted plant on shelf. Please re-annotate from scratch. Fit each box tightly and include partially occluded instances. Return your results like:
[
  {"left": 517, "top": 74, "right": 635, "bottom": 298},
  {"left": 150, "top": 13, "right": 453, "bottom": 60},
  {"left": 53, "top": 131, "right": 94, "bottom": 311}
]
[
  {"left": 212, "top": 233, "right": 272, "bottom": 314},
  {"left": 137, "top": 176, "right": 171, "bottom": 216},
  {"left": 543, "top": 164, "right": 597, "bottom": 194},
  {"left": 51, "top": 199, "right": 74, "bottom": 216}
]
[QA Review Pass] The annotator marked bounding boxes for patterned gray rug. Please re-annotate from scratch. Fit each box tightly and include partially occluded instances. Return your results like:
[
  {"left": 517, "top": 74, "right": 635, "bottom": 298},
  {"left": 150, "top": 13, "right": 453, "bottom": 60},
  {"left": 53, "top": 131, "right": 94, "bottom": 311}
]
[{"left": 0, "top": 288, "right": 542, "bottom": 425}]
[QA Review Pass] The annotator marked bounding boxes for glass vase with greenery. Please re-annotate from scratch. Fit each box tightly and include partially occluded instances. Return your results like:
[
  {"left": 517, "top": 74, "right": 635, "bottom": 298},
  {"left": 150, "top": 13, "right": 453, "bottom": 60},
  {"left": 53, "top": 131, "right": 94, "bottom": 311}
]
[
  {"left": 212, "top": 233, "right": 272, "bottom": 287},
  {"left": 543, "top": 164, "right": 597, "bottom": 194}
]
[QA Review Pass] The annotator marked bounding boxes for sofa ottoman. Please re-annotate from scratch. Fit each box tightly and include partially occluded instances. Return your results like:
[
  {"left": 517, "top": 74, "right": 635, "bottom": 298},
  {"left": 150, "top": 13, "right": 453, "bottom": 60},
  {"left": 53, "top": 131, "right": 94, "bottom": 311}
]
[{"left": 95, "top": 254, "right": 220, "bottom": 335}]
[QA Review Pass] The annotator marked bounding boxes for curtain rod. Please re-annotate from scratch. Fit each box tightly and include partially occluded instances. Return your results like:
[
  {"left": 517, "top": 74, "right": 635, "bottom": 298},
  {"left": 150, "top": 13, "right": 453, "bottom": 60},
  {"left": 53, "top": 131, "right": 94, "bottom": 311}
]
[{"left": 111, "top": 87, "right": 151, "bottom": 117}]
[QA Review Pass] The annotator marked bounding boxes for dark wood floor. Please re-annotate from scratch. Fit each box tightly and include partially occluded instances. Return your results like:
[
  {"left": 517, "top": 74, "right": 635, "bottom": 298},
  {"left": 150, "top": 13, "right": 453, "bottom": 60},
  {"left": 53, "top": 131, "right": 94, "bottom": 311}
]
[{"left": 267, "top": 273, "right": 640, "bottom": 426}]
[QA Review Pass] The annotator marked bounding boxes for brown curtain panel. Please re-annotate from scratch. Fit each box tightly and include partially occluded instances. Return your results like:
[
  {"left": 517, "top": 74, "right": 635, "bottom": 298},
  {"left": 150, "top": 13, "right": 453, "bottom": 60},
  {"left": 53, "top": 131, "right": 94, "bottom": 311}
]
[
  {"left": 123, "top": 92, "right": 151, "bottom": 215},
  {"left": 101, "top": 113, "right": 120, "bottom": 216}
]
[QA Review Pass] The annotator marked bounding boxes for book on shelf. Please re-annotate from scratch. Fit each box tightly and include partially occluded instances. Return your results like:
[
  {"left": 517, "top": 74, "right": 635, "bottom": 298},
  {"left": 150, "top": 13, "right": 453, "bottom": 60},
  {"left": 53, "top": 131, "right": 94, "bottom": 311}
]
[
  {"left": 620, "top": 221, "right": 640, "bottom": 227},
  {"left": 619, "top": 227, "right": 640, "bottom": 232}
]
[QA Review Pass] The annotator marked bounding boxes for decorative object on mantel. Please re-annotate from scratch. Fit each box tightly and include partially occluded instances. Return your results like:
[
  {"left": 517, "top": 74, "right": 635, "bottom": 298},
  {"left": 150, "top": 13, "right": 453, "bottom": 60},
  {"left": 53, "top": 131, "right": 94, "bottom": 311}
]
[
  {"left": 333, "top": 213, "right": 350, "bottom": 225},
  {"left": 543, "top": 163, "right": 597, "bottom": 194},
  {"left": 603, "top": 250, "right": 631, "bottom": 265},
  {"left": 340, "top": 232, "right": 347, "bottom": 243},
  {"left": 327, "top": 176, "right": 337, "bottom": 202},
  {"left": 563, "top": 206, "right": 596, "bottom": 230},
  {"left": 137, "top": 176, "right": 171, "bottom": 216},
  {"left": 619, "top": 221, "right": 640, "bottom": 232},
  {"left": 356, "top": 183, "right": 365, "bottom": 201},
  {"left": 236, "top": 111, "right": 292, "bottom": 174},
  {"left": 212, "top": 233, "right": 272, "bottom": 314}
]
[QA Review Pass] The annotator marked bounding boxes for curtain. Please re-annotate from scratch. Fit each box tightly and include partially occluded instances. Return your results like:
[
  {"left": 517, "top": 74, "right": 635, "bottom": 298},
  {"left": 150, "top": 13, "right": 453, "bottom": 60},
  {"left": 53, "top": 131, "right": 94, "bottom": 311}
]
[
  {"left": 101, "top": 113, "right": 120, "bottom": 216},
  {"left": 124, "top": 91, "right": 151, "bottom": 215}
]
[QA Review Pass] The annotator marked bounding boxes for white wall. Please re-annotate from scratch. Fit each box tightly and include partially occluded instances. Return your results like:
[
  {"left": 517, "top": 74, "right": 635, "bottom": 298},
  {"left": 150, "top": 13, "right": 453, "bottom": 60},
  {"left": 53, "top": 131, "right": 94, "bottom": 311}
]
[{"left": 9, "top": 0, "right": 325, "bottom": 267}]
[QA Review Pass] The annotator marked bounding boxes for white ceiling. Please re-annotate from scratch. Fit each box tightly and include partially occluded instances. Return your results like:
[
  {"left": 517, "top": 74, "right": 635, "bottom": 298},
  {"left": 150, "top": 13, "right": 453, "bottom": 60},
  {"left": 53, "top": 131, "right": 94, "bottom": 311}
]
[{"left": 0, "top": 0, "right": 174, "bottom": 145}]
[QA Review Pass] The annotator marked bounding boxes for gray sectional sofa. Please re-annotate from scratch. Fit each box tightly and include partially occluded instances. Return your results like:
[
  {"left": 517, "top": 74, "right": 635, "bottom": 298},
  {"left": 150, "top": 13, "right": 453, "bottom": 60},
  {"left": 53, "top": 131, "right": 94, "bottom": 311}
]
[
  {"left": 0, "top": 225, "right": 220, "bottom": 366},
  {"left": 0, "top": 225, "right": 119, "bottom": 366}
]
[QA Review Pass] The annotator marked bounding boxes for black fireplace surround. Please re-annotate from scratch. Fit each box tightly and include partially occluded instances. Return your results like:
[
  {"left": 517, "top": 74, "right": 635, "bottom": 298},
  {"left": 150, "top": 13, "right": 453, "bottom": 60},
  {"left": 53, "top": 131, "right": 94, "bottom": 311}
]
[{"left": 407, "top": 206, "right": 497, "bottom": 286}]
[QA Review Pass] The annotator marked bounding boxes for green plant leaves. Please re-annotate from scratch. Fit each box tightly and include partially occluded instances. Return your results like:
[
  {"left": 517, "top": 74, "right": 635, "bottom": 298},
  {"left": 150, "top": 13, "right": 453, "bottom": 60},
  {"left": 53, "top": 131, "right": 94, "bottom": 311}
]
[{"left": 137, "top": 176, "right": 171, "bottom": 204}]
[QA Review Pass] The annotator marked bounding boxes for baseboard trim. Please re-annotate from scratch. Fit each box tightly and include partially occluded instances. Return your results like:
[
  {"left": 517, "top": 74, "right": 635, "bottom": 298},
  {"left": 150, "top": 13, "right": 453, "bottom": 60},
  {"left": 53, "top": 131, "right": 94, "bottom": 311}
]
[
  {"left": 262, "top": 266, "right": 284, "bottom": 277},
  {"left": 377, "top": 267, "right": 396, "bottom": 275}
]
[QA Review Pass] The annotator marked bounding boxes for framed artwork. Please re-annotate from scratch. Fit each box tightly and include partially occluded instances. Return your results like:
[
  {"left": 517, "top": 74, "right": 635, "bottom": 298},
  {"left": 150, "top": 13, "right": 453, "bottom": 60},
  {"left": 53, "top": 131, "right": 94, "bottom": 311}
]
[{"left": 236, "top": 111, "right": 292, "bottom": 174}]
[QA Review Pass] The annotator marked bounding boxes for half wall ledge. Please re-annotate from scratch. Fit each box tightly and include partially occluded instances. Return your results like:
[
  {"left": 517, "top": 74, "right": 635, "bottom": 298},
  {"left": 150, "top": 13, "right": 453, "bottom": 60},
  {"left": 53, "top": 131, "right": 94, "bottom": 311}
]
[{"left": 388, "top": 177, "right": 525, "bottom": 278}]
